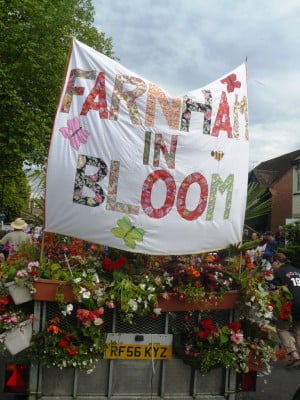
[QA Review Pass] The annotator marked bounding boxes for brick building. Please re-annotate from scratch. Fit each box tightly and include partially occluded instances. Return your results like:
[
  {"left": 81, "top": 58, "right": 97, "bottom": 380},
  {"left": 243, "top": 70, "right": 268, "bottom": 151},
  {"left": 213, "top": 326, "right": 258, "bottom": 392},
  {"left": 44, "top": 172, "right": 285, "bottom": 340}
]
[{"left": 248, "top": 149, "right": 300, "bottom": 233}]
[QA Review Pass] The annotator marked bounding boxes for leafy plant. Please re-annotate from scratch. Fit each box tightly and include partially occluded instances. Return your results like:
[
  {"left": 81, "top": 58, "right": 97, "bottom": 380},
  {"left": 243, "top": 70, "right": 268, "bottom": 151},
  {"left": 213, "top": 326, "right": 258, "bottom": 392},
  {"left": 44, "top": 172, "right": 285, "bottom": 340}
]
[
  {"left": 29, "top": 315, "right": 105, "bottom": 371},
  {"left": 283, "top": 221, "right": 300, "bottom": 245},
  {"left": 245, "top": 183, "right": 272, "bottom": 222}
]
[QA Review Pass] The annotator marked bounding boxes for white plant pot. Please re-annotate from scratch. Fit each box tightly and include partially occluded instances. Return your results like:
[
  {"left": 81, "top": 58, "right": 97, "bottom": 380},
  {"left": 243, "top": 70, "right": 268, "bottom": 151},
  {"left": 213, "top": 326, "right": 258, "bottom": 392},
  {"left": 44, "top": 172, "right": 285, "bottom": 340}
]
[
  {"left": 5, "top": 281, "right": 32, "bottom": 304},
  {"left": 1, "top": 320, "right": 33, "bottom": 355}
]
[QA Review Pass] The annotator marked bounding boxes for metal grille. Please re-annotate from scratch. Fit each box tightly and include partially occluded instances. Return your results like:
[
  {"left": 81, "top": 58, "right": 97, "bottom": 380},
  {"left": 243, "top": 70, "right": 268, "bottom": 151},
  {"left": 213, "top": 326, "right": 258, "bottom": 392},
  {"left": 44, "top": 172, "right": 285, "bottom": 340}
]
[
  {"left": 44, "top": 303, "right": 231, "bottom": 334},
  {"left": 115, "top": 311, "right": 165, "bottom": 333},
  {"left": 45, "top": 301, "right": 78, "bottom": 328}
]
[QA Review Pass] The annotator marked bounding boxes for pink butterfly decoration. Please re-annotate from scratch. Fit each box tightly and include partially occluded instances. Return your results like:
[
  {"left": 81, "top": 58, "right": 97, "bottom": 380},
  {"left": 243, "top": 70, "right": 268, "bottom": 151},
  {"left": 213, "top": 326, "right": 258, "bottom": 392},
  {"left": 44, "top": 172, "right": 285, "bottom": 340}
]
[
  {"left": 59, "top": 117, "right": 90, "bottom": 151},
  {"left": 220, "top": 73, "right": 241, "bottom": 93}
]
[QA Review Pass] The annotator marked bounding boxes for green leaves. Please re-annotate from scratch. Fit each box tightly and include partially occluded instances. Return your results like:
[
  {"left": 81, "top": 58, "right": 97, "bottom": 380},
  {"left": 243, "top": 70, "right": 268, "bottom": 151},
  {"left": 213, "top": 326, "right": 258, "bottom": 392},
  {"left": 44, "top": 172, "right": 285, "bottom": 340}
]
[{"left": 245, "top": 183, "right": 272, "bottom": 222}]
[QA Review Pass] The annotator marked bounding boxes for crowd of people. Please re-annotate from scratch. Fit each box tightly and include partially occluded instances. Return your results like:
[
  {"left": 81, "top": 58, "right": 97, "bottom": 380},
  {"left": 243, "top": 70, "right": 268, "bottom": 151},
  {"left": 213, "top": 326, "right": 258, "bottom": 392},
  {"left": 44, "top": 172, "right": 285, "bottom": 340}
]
[{"left": 249, "top": 226, "right": 300, "bottom": 368}]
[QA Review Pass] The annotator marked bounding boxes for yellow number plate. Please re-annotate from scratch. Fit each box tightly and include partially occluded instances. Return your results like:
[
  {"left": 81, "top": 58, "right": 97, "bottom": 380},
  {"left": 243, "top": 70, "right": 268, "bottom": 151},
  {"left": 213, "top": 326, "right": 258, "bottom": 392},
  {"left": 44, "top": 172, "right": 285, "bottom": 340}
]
[{"left": 105, "top": 343, "right": 172, "bottom": 360}]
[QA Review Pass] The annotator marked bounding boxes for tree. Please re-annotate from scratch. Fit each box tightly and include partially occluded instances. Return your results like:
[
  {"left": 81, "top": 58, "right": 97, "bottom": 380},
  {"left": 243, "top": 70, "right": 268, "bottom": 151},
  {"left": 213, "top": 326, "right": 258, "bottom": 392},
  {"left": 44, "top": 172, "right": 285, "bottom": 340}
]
[
  {"left": 0, "top": 0, "right": 114, "bottom": 217},
  {"left": 0, "top": 168, "right": 31, "bottom": 221}
]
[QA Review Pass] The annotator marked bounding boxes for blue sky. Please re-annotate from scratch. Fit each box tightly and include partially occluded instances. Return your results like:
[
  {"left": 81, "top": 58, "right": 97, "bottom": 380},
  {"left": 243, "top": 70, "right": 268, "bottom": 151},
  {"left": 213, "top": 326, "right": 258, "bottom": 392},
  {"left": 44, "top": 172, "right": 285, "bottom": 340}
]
[{"left": 93, "top": 0, "right": 300, "bottom": 168}]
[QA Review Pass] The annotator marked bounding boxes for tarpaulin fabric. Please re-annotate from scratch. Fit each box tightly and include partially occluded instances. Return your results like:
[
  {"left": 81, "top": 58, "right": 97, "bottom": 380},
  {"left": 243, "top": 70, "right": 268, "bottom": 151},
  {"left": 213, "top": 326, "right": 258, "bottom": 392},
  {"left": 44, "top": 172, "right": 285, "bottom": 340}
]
[{"left": 45, "top": 39, "right": 249, "bottom": 255}]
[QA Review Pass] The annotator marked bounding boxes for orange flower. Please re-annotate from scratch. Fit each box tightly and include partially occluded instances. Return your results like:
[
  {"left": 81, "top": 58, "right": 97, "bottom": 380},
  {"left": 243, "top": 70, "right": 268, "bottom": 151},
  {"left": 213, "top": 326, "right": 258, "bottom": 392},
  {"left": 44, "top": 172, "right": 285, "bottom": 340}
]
[
  {"left": 49, "top": 317, "right": 60, "bottom": 324},
  {"left": 47, "top": 325, "right": 60, "bottom": 334},
  {"left": 246, "top": 263, "right": 256, "bottom": 270},
  {"left": 205, "top": 255, "right": 216, "bottom": 263}
]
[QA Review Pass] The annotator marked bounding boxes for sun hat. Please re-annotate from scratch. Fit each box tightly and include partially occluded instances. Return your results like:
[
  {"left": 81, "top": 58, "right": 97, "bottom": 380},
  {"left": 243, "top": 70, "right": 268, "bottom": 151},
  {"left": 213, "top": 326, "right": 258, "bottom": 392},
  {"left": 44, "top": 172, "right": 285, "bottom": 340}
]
[{"left": 11, "top": 218, "right": 28, "bottom": 230}]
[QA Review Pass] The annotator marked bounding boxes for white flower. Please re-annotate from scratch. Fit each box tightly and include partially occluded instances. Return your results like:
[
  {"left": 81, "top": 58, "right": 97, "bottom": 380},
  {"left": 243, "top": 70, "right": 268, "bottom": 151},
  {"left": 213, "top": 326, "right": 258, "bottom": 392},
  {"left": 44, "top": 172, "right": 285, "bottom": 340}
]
[
  {"left": 128, "top": 299, "right": 138, "bottom": 311},
  {"left": 153, "top": 308, "right": 161, "bottom": 316},
  {"left": 73, "top": 277, "right": 82, "bottom": 283},
  {"left": 92, "top": 273, "right": 100, "bottom": 283},
  {"left": 148, "top": 294, "right": 154, "bottom": 301},
  {"left": 95, "top": 287, "right": 105, "bottom": 297},
  {"left": 82, "top": 290, "right": 91, "bottom": 299},
  {"left": 139, "top": 284, "right": 146, "bottom": 290},
  {"left": 93, "top": 318, "right": 104, "bottom": 326},
  {"left": 166, "top": 277, "right": 173, "bottom": 285},
  {"left": 61, "top": 303, "right": 74, "bottom": 316}
]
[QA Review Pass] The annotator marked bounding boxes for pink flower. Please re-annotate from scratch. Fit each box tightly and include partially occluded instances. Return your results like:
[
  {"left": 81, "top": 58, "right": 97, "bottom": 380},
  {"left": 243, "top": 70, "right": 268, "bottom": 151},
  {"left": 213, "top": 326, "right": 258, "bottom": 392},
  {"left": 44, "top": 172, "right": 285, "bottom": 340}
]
[
  {"left": 16, "top": 269, "right": 28, "bottom": 277},
  {"left": 231, "top": 332, "right": 244, "bottom": 344}
]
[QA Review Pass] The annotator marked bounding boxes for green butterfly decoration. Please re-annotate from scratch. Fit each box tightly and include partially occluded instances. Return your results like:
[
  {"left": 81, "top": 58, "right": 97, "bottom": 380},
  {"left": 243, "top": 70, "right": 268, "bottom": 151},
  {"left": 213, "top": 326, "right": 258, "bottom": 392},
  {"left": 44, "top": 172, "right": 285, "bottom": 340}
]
[{"left": 111, "top": 215, "right": 145, "bottom": 249}]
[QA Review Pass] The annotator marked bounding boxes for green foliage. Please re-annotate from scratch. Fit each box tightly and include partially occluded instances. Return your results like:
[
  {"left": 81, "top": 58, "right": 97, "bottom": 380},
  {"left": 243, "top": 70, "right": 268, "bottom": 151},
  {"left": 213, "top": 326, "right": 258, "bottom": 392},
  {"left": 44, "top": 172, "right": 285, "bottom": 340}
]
[
  {"left": 0, "top": 168, "right": 31, "bottom": 220},
  {"left": 245, "top": 183, "right": 272, "bottom": 222},
  {"left": 283, "top": 221, "right": 300, "bottom": 246},
  {"left": 278, "top": 246, "right": 300, "bottom": 268}
]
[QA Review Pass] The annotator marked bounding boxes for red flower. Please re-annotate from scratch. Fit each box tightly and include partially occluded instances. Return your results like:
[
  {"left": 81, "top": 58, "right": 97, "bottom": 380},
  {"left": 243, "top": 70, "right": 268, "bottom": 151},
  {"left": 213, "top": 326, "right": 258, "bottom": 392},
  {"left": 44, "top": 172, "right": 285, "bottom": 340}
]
[
  {"left": 198, "top": 330, "right": 211, "bottom": 340},
  {"left": 102, "top": 257, "right": 113, "bottom": 272},
  {"left": 102, "top": 256, "right": 127, "bottom": 272},
  {"left": 227, "top": 321, "right": 241, "bottom": 332},
  {"left": 199, "top": 319, "right": 216, "bottom": 332},
  {"left": 76, "top": 309, "right": 91, "bottom": 324},
  {"left": 58, "top": 340, "right": 69, "bottom": 348},
  {"left": 90, "top": 307, "right": 104, "bottom": 320},
  {"left": 279, "top": 301, "right": 292, "bottom": 320},
  {"left": 66, "top": 347, "right": 78, "bottom": 356},
  {"left": 0, "top": 295, "right": 10, "bottom": 308},
  {"left": 77, "top": 307, "right": 104, "bottom": 323}
]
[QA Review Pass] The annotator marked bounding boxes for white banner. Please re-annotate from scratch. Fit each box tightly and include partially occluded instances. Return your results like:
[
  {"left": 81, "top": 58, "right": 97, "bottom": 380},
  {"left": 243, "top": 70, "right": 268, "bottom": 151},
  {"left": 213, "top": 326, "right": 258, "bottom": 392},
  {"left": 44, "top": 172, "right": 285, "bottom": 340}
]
[{"left": 45, "top": 39, "right": 249, "bottom": 255}]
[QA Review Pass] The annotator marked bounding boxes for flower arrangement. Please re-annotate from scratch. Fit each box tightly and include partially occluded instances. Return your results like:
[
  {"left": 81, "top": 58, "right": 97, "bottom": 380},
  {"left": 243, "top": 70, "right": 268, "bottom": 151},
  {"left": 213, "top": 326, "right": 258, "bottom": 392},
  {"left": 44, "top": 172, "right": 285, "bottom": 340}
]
[
  {"left": 0, "top": 310, "right": 31, "bottom": 335},
  {"left": 175, "top": 317, "right": 277, "bottom": 374},
  {"left": 29, "top": 313, "right": 105, "bottom": 372},
  {"left": 106, "top": 273, "right": 166, "bottom": 323},
  {"left": 269, "top": 285, "right": 293, "bottom": 322},
  {"left": 175, "top": 319, "right": 249, "bottom": 374},
  {"left": 172, "top": 253, "right": 236, "bottom": 303},
  {"left": 0, "top": 242, "right": 41, "bottom": 295},
  {"left": 0, "top": 233, "right": 289, "bottom": 374}
]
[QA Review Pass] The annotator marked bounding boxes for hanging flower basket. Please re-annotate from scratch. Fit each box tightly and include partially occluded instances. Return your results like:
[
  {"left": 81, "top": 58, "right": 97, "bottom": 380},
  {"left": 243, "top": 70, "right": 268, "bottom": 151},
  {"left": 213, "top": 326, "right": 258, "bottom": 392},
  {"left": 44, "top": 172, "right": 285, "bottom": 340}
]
[
  {"left": 0, "top": 319, "right": 32, "bottom": 355},
  {"left": 5, "top": 282, "right": 32, "bottom": 305},
  {"left": 33, "top": 279, "right": 75, "bottom": 302}
]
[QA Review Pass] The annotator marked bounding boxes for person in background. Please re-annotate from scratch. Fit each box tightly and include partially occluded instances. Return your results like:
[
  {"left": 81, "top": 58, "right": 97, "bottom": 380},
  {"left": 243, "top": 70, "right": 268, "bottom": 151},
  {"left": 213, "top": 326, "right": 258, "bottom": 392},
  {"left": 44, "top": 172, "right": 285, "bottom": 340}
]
[
  {"left": 275, "top": 225, "right": 285, "bottom": 248},
  {"left": 272, "top": 253, "right": 300, "bottom": 367},
  {"left": 255, "top": 232, "right": 267, "bottom": 254},
  {"left": 262, "top": 231, "right": 277, "bottom": 261},
  {"left": 251, "top": 231, "right": 259, "bottom": 241},
  {"left": 0, "top": 218, "right": 32, "bottom": 256}
]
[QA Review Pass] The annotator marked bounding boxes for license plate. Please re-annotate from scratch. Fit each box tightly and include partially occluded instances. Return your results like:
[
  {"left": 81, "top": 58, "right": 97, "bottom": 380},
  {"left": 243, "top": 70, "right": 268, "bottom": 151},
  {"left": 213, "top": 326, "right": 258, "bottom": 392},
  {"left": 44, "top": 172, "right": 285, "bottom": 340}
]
[
  {"left": 105, "top": 333, "right": 172, "bottom": 360},
  {"left": 105, "top": 343, "right": 172, "bottom": 359}
]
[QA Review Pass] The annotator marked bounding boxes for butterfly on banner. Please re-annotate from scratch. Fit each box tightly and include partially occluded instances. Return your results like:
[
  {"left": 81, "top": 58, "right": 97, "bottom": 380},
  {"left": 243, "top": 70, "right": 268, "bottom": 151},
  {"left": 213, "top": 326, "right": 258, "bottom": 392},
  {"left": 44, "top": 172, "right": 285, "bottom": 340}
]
[
  {"left": 59, "top": 116, "right": 90, "bottom": 151},
  {"left": 111, "top": 215, "right": 145, "bottom": 249}
]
